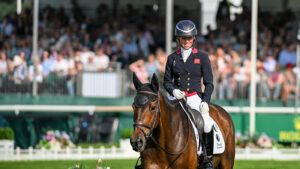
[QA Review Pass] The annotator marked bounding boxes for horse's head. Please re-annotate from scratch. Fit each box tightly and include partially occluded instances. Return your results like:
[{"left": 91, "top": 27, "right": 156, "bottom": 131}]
[{"left": 130, "top": 73, "right": 160, "bottom": 152}]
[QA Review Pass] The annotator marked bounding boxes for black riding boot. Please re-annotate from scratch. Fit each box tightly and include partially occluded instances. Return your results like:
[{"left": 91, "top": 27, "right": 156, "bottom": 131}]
[{"left": 203, "top": 129, "right": 214, "bottom": 169}]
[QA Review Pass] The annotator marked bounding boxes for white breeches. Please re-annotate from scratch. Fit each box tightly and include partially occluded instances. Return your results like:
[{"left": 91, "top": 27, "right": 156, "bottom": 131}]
[{"left": 186, "top": 94, "right": 213, "bottom": 133}]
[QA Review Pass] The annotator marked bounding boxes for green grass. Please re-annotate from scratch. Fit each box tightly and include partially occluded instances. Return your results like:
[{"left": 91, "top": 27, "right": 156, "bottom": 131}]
[{"left": 0, "top": 159, "right": 300, "bottom": 169}]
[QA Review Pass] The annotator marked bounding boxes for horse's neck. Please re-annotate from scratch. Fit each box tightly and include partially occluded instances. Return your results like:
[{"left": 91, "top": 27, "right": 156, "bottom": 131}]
[{"left": 158, "top": 96, "right": 188, "bottom": 146}]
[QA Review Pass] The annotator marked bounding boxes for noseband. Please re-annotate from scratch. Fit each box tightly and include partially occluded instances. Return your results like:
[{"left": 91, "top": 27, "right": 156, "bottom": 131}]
[{"left": 133, "top": 90, "right": 160, "bottom": 140}]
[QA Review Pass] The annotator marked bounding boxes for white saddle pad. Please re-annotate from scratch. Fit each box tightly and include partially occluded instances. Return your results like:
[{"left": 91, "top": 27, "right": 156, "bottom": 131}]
[
  {"left": 189, "top": 119, "right": 225, "bottom": 155},
  {"left": 171, "top": 96, "right": 225, "bottom": 155}
]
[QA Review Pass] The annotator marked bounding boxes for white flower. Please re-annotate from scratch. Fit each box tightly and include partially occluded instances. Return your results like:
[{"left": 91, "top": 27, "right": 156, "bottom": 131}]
[{"left": 97, "top": 158, "right": 102, "bottom": 164}]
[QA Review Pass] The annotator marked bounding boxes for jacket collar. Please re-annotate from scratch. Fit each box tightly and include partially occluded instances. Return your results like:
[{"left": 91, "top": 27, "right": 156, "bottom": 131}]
[{"left": 176, "top": 47, "right": 198, "bottom": 55}]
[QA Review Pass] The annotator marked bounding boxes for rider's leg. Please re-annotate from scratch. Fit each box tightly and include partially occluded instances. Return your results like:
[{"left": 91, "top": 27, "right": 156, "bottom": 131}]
[
  {"left": 186, "top": 94, "right": 213, "bottom": 134},
  {"left": 203, "top": 129, "right": 214, "bottom": 169},
  {"left": 199, "top": 102, "right": 214, "bottom": 169},
  {"left": 186, "top": 94, "right": 214, "bottom": 169}
]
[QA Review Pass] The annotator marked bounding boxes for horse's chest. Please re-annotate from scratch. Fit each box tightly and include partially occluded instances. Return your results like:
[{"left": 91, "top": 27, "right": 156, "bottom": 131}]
[{"left": 144, "top": 163, "right": 162, "bottom": 169}]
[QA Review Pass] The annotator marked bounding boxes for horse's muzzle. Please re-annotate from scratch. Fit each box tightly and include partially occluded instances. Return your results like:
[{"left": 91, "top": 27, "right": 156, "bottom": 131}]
[{"left": 130, "top": 136, "right": 145, "bottom": 152}]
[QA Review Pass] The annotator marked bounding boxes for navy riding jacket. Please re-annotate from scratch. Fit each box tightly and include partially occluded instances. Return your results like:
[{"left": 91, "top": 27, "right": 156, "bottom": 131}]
[{"left": 163, "top": 48, "right": 214, "bottom": 103}]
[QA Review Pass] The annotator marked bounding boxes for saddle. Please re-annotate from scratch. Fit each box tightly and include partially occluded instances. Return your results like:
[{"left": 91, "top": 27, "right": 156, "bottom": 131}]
[{"left": 177, "top": 100, "right": 225, "bottom": 155}]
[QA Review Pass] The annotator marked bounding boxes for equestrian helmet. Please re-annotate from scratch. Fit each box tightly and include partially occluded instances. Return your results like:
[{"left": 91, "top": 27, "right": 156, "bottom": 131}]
[{"left": 175, "top": 20, "right": 197, "bottom": 37}]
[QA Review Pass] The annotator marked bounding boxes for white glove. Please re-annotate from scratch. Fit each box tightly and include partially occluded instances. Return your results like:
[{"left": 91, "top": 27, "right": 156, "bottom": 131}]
[
  {"left": 172, "top": 89, "right": 185, "bottom": 99},
  {"left": 200, "top": 101, "right": 209, "bottom": 113}
]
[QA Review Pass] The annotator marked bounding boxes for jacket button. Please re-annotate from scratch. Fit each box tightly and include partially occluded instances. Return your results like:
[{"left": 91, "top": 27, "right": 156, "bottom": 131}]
[
  {"left": 178, "top": 78, "right": 181, "bottom": 80},
  {"left": 187, "top": 88, "right": 190, "bottom": 91},
  {"left": 187, "top": 77, "right": 190, "bottom": 80},
  {"left": 188, "top": 72, "right": 190, "bottom": 75},
  {"left": 187, "top": 83, "right": 190, "bottom": 86}
]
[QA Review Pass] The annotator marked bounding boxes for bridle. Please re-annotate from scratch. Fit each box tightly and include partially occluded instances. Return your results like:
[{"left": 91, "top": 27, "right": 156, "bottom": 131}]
[
  {"left": 133, "top": 90, "right": 190, "bottom": 156},
  {"left": 133, "top": 90, "right": 160, "bottom": 141}
]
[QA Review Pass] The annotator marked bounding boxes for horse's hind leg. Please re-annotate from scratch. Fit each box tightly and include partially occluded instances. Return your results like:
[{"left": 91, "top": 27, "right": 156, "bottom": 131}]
[
  {"left": 217, "top": 154, "right": 234, "bottom": 169},
  {"left": 217, "top": 142, "right": 235, "bottom": 169},
  {"left": 217, "top": 132, "right": 235, "bottom": 168}
]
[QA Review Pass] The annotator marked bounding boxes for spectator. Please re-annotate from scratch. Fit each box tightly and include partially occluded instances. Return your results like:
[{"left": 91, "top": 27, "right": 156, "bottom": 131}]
[
  {"left": 0, "top": 51, "right": 7, "bottom": 75},
  {"left": 122, "top": 34, "right": 139, "bottom": 61},
  {"left": 281, "top": 63, "right": 296, "bottom": 106},
  {"left": 256, "top": 63, "right": 270, "bottom": 100},
  {"left": 145, "top": 53, "right": 159, "bottom": 79},
  {"left": 41, "top": 50, "right": 54, "bottom": 77},
  {"left": 155, "top": 48, "right": 167, "bottom": 76},
  {"left": 263, "top": 55, "right": 277, "bottom": 75},
  {"left": 278, "top": 43, "right": 297, "bottom": 68},
  {"left": 28, "top": 60, "right": 43, "bottom": 93},
  {"left": 94, "top": 47, "right": 110, "bottom": 71},
  {"left": 0, "top": 51, "right": 8, "bottom": 90},
  {"left": 11, "top": 55, "right": 28, "bottom": 93},
  {"left": 28, "top": 60, "right": 43, "bottom": 83},
  {"left": 83, "top": 55, "right": 98, "bottom": 72},
  {"left": 267, "top": 64, "right": 284, "bottom": 100},
  {"left": 129, "top": 58, "right": 149, "bottom": 84},
  {"left": 51, "top": 52, "right": 68, "bottom": 77},
  {"left": 0, "top": 16, "right": 14, "bottom": 37}
]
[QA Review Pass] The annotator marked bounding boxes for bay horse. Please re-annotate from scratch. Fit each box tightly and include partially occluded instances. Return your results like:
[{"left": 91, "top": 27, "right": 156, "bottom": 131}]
[{"left": 130, "top": 73, "right": 235, "bottom": 169}]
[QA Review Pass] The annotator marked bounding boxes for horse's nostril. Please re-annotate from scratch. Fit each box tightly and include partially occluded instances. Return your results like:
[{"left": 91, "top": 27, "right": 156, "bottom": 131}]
[
  {"left": 136, "top": 138, "right": 144, "bottom": 147},
  {"left": 130, "top": 136, "right": 145, "bottom": 152}
]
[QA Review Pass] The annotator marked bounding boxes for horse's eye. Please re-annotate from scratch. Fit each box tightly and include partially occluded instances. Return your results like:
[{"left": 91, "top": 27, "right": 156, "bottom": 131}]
[{"left": 150, "top": 106, "right": 156, "bottom": 112}]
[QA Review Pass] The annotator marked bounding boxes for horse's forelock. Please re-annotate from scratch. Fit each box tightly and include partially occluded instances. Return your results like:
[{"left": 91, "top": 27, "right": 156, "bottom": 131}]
[{"left": 136, "top": 83, "right": 154, "bottom": 92}]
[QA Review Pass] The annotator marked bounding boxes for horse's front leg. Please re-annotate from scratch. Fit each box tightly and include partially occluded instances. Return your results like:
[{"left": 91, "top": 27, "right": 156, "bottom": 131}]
[
  {"left": 142, "top": 159, "right": 168, "bottom": 169},
  {"left": 143, "top": 164, "right": 166, "bottom": 169}
]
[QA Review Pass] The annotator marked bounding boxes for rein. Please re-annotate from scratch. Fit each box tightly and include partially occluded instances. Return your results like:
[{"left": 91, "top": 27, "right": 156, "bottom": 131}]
[{"left": 150, "top": 100, "right": 190, "bottom": 156}]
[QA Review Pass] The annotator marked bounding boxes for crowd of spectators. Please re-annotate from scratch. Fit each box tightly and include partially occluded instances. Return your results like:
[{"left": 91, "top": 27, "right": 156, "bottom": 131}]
[
  {"left": 0, "top": 1, "right": 299, "bottom": 105},
  {"left": 196, "top": 3, "right": 299, "bottom": 106}
]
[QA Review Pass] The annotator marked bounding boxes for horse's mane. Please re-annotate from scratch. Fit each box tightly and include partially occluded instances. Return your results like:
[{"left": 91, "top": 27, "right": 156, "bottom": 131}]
[{"left": 158, "top": 90, "right": 173, "bottom": 107}]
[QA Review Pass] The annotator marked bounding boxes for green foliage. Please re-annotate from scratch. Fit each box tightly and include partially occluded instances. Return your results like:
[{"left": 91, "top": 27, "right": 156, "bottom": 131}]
[
  {"left": 0, "top": 2, "right": 15, "bottom": 19},
  {"left": 0, "top": 127, "right": 14, "bottom": 140},
  {"left": 0, "top": 1, "right": 31, "bottom": 19},
  {"left": 37, "top": 140, "right": 51, "bottom": 149},
  {"left": 121, "top": 128, "right": 133, "bottom": 139}
]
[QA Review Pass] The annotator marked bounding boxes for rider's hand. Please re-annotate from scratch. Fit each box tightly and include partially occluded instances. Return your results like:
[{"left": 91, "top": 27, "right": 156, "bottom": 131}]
[
  {"left": 200, "top": 101, "right": 209, "bottom": 113},
  {"left": 172, "top": 89, "right": 185, "bottom": 99}
]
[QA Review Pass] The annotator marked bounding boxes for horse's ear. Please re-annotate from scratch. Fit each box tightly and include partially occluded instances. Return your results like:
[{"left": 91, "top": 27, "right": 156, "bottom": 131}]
[
  {"left": 133, "top": 72, "right": 143, "bottom": 90},
  {"left": 150, "top": 73, "right": 159, "bottom": 92}
]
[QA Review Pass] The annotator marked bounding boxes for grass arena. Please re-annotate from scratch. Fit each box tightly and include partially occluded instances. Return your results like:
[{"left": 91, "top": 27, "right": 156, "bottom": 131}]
[{"left": 0, "top": 160, "right": 300, "bottom": 169}]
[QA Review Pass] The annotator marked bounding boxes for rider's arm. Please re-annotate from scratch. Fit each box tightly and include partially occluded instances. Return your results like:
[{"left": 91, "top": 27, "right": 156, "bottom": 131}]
[
  {"left": 201, "top": 53, "right": 214, "bottom": 103},
  {"left": 163, "top": 55, "right": 175, "bottom": 96}
]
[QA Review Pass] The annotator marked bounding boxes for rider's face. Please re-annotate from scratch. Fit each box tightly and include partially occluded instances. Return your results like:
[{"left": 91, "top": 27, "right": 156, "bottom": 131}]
[{"left": 179, "top": 36, "right": 194, "bottom": 50}]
